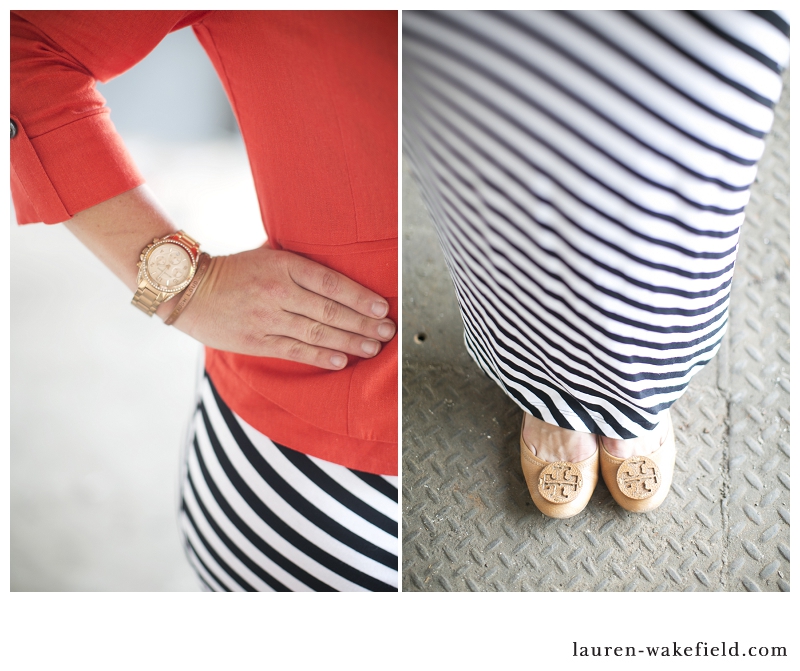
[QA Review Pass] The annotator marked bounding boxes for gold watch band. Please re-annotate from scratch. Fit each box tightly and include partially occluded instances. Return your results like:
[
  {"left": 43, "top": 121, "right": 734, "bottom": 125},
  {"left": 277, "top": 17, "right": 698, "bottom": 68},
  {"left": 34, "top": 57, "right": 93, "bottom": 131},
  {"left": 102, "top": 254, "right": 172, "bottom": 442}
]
[
  {"left": 176, "top": 230, "right": 199, "bottom": 249},
  {"left": 131, "top": 283, "right": 166, "bottom": 316}
]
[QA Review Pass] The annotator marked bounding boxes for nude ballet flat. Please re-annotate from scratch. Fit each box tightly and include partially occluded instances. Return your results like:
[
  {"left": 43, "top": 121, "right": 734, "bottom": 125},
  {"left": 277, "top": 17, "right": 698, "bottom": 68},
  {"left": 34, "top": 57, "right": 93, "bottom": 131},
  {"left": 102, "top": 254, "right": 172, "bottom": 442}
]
[
  {"left": 599, "top": 412, "right": 676, "bottom": 513},
  {"left": 519, "top": 423, "right": 599, "bottom": 519}
]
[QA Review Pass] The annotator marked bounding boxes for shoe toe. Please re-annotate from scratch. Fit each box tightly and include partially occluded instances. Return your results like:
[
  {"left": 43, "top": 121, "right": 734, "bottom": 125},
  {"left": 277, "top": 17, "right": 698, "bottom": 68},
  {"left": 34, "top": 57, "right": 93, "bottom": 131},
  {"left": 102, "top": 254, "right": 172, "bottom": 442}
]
[
  {"left": 520, "top": 432, "right": 598, "bottom": 519},
  {"left": 599, "top": 417, "right": 676, "bottom": 513}
]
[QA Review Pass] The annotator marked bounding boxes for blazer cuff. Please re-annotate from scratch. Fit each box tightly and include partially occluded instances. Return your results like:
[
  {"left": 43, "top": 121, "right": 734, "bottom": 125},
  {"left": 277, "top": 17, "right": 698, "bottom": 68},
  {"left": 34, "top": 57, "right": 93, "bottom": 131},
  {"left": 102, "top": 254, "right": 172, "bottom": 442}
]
[{"left": 10, "top": 111, "right": 144, "bottom": 224}]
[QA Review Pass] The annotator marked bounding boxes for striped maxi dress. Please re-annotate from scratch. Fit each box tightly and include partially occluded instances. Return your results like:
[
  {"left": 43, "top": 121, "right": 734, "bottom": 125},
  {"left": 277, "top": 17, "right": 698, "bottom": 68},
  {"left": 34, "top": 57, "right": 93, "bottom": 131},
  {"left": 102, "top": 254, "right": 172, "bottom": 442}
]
[{"left": 402, "top": 10, "right": 789, "bottom": 439}]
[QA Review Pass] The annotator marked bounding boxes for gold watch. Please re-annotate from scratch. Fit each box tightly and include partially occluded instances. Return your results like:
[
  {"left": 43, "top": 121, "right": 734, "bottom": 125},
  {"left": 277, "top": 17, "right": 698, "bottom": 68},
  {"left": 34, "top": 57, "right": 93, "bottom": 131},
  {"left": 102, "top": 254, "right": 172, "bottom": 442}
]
[{"left": 131, "top": 231, "right": 202, "bottom": 316}]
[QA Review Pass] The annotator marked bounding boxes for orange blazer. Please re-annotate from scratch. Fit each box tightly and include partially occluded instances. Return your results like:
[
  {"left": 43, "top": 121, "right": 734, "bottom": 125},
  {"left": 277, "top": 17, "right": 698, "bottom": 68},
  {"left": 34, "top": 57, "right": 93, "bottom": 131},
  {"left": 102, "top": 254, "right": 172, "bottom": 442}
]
[{"left": 11, "top": 10, "right": 398, "bottom": 475}]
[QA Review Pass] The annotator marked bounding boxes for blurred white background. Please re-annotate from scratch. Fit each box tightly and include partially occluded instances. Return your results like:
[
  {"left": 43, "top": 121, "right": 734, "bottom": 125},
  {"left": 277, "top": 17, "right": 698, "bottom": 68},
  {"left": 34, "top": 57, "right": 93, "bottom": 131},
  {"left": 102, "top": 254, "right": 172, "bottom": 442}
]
[{"left": 11, "top": 27, "right": 266, "bottom": 590}]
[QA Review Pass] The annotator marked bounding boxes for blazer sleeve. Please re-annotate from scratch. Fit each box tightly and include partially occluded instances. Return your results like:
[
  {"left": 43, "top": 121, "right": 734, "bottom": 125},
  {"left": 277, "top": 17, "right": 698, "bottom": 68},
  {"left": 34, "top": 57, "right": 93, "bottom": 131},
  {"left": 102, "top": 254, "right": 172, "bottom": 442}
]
[{"left": 10, "top": 10, "right": 207, "bottom": 224}]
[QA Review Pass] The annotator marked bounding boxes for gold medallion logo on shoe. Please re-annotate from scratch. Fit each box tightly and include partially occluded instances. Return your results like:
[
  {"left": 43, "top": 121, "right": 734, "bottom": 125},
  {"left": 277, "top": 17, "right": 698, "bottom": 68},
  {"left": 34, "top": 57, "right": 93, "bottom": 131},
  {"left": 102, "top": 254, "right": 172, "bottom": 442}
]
[
  {"left": 616, "top": 455, "right": 661, "bottom": 500},
  {"left": 538, "top": 462, "right": 583, "bottom": 503}
]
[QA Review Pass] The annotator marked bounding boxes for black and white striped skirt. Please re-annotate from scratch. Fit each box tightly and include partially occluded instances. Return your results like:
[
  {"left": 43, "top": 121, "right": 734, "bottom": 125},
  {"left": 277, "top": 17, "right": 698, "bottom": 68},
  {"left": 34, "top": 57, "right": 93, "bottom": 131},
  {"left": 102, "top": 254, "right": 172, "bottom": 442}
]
[
  {"left": 179, "top": 372, "right": 398, "bottom": 592},
  {"left": 403, "top": 10, "right": 789, "bottom": 439}
]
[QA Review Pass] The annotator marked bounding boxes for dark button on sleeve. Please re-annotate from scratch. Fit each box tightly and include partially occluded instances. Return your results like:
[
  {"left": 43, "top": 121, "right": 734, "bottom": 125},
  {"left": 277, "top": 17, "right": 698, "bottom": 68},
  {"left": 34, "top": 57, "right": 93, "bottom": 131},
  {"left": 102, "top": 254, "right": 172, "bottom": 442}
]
[{"left": 11, "top": 120, "right": 17, "bottom": 139}]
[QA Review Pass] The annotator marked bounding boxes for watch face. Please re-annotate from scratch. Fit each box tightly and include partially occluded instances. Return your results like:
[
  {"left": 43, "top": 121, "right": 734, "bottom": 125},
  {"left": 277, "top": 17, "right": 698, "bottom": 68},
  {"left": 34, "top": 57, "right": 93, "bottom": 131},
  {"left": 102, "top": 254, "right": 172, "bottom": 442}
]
[{"left": 145, "top": 242, "right": 193, "bottom": 291}]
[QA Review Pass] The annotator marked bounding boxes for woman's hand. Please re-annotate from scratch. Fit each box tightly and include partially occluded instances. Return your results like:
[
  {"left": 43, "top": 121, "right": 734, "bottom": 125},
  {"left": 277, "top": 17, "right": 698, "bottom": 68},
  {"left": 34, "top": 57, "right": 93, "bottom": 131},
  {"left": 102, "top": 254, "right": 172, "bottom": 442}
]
[
  {"left": 62, "top": 187, "right": 393, "bottom": 370},
  {"left": 171, "top": 245, "right": 396, "bottom": 370}
]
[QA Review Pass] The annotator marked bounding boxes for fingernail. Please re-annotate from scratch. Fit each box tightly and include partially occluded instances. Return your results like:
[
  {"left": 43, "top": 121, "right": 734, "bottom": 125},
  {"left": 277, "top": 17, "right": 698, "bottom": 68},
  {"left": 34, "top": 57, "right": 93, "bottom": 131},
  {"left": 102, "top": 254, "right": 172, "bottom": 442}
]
[
  {"left": 377, "top": 322, "right": 395, "bottom": 339},
  {"left": 361, "top": 340, "right": 380, "bottom": 356},
  {"left": 371, "top": 301, "right": 389, "bottom": 318},
  {"left": 330, "top": 355, "right": 347, "bottom": 368}
]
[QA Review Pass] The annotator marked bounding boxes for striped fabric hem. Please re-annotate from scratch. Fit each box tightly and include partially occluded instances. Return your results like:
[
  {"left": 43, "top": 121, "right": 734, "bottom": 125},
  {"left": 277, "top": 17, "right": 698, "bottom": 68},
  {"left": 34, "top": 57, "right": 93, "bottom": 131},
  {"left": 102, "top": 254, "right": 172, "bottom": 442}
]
[{"left": 178, "top": 373, "right": 398, "bottom": 592}]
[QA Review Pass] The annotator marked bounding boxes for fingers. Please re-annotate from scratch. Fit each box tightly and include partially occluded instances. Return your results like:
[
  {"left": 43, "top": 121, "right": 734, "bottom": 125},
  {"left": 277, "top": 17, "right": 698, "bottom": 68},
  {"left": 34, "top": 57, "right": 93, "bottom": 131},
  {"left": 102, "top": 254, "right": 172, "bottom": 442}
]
[
  {"left": 296, "top": 288, "right": 396, "bottom": 342},
  {"left": 262, "top": 335, "right": 351, "bottom": 370},
  {"left": 279, "top": 312, "right": 384, "bottom": 359},
  {"left": 288, "top": 256, "right": 392, "bottom": 319}
]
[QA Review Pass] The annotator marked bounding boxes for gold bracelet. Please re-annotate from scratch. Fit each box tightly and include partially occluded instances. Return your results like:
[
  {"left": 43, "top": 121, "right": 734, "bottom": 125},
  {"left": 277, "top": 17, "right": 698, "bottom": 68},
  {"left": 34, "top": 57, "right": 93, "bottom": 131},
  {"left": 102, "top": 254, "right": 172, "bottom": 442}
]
[{"left": 164, "top": 253, "right": 213, "bottom": 326}]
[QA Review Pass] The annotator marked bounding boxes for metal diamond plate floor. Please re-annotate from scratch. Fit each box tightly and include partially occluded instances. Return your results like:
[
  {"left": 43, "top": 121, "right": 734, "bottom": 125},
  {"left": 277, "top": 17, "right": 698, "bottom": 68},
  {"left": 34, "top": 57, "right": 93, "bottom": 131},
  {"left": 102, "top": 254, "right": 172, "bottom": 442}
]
[{"left": 401, "top": 73, "right": 789, "bottom": 592}]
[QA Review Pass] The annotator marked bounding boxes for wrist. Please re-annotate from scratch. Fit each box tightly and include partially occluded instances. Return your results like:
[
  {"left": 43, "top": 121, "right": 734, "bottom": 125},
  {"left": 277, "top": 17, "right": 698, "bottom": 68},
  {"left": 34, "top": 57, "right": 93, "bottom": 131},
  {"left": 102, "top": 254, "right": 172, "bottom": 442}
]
[
  {"left": 162, "top": 253, "right": 214, "bottom": 326},
  {"left": 165, "top": 253, "right": 227, "bottom": 333}
]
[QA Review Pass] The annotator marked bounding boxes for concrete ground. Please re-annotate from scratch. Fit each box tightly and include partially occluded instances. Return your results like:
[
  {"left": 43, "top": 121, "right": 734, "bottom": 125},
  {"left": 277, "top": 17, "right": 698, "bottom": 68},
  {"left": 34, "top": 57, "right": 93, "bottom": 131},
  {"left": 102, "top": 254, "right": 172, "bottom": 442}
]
[
  {"left": 10, "top": 136, "right": 266, "bottom": 591},
  {"left": 401, "top": 76, "right": 790, "bottom": 591}
]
